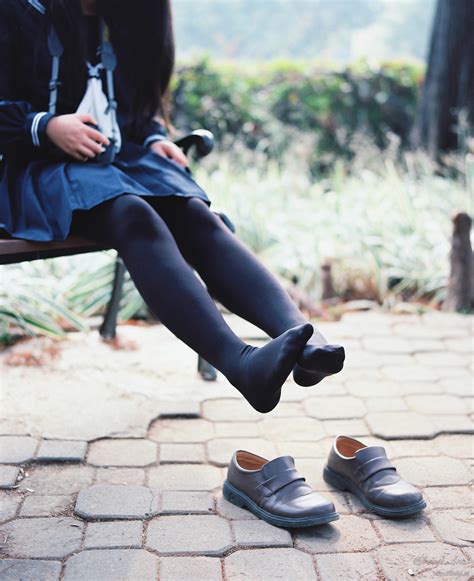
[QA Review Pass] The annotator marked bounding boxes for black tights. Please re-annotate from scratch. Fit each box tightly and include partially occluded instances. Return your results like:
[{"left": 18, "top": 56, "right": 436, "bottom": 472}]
[{"left": 72, "top": 194, "right": 344, "bottom": 412}]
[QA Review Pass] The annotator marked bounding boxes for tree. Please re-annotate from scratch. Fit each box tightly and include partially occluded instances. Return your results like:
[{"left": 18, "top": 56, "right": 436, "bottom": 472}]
[{"left": 411, "top": 0, "right": 474, "bottom": 158}]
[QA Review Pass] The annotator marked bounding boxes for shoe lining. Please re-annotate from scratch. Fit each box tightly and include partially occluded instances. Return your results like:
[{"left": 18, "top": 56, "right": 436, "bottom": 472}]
[
  {"left": 336, "top": 436, "right": 366, "bottom": 458},
  {"left": 236, "top": 450, "right": 268, "bottom": 470}
]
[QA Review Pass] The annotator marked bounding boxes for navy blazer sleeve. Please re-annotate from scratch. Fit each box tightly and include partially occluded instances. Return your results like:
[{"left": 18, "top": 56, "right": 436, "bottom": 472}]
[
  {"left": 141, "top": 117, "right": 168, "bottom": 147},
  {"left": 0, "top": 0, "right": 54, "bottom": 155}
]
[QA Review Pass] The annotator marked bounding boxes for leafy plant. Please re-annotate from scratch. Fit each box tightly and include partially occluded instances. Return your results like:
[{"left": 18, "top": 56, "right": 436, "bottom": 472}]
[{"left": 0, "top": 252, "right": 145, "bottom": 343}]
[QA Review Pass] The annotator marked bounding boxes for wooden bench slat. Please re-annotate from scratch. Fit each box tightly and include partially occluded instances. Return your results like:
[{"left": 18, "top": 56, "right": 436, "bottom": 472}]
[{"left": 0, "top": 236, "right": 110, "bottom": 265}]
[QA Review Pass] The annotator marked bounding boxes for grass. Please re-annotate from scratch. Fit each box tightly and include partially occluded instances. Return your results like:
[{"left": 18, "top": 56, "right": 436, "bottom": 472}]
[
  {"left": 195, "top": 144, "right": 471, "bottom": 304},
  {"left": 0, "top": 143, "right": 471, "bottom": 341}
]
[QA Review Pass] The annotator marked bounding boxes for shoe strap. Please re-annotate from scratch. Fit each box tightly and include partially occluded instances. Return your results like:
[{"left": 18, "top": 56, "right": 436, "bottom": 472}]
[
  {"left": 258, "top": 468, "right": 306, "bottom": 497},
  {"left": 355, "top": 456, "right": 396, "bottom": 483}
]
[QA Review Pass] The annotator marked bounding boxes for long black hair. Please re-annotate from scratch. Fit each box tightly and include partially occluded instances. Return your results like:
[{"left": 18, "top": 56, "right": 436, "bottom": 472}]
[{"left": 47, "top": 0, "right": 175, "bottom": 140}]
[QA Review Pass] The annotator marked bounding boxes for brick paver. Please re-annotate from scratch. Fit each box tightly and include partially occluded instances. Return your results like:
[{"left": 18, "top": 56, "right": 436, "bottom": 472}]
[
  {"left": 381, "top": 365, "right": 438, "bottom": 382},
  {"left": 377, "top": 542, "right": 470, "bottom": 580},
  {"left": 0, "top": 436, "right": 38, "bottom": 464},
  {"left": 148, "top": 418, "right": 215, "bottom": 443},
  {"left": 224, "top": 548, "right": 317, "bottom": 580},
  {"left": 148, "top": 464, "right": 221, "bottom": 490},
  {"left": 159, "top": 490, "right": 214, "bottom": 514},
  {"left": 0, "top": 517, "right": 83, "bottom": 558},
  {"left": 207, "top": 437, "right": 277, "bottom": 466},
  {"left": 423, "top": 486, "right": 472, "bottom": 508},
  {"left": 159, "top": 556, "right": 223, "bottom": 580},
  {"left": 63, "top": 549, "right": 158, "bottom": 581},
  {"left": 158, "top": 400, "right": 201, "bottom": 418},
  {"left": 202, "top": 398, "right": 263, "bottom": 422},
  {"left": 215, "top": 494, "right": 258, "bottom": 520},
  {"left": 366, "top": 411, "right": 438, "bottom": 438},
  {"left": 35, "top": 440, "right": 87, "bottom": 463},
  {"left": 316, "top": 553, "right": 379, "bottom": 580},
  {"left": 387, "top": 438, "right": 440, "bottom": 458},
  {"left": 429, "top": 509, "right": 474, "bottom": 547},
  {"left": 261, "top": 417, "right": 324, "bottom": 441},
  {"left": 87, "top": 439, "right": 158, "bottom": 467},
  {"left": 18, "top": 465, "right": 94, "bottom": 494},
  {"left": 366, "top": 396, "right": 408, "bottom": 412},
  {"left": 213, "top": 420, "right": 262, "bottom": 437},
  {"left": 322, "top": 418, "right": 370, "bottom": 436},
  {"left": 430, "top": 413, "right": 473, "bottom": 433},
  {"left": 371, "top": 514, "right": 436, "bottom": 543},
  {"left": 405, "top": 394, "right": 468, "bottom": 414},
  {"left": 232, "top": 519, "right": 292, "bottom": 548},
  {"left": 159, "top": 442, "right": 205, "bottom": 463},
  {"left": 75, "top": 485, "right": 158, "bottom": 520},
  {"left": 0, "top": 311, "right": 472, "bottom": 579},
  {"left": 20, "top": 494, "right": 72, "bottom": 517},
  {"left": 441, "top": 377, "right": 472, "bottom": 396},
  {"left": 304, "top": 395, "right": 367, "bottom": 419},
  {"left": 84, "top": 521, "right": 143, "bottom": 549},
  {"left": 294, "top": 514, "right": 380, "bottom": 553},
  {"left": 0, "top": 466, "right": 20, "bottom": 489},
  {"left": 0, "top": 560, "right": 62, "bottom": 581},
  {"left": 0, "top": 493, "right": 20, "bottom": 520},
  {"left": 95, "top": 467, "right": 146, "bottom": 485},
  {"left": 146, "top": 515, "right": 232, "bottom": 555},
  {"left": 393, "top": 456, "right": 471, "bottom": 486}
]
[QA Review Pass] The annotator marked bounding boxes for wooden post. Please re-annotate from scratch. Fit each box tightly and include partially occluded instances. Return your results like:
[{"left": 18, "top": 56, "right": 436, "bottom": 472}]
[
  {"left": 444, "top": 212, "right": 473, "bottom": 312},
  {"left": 321, "top": 259, "right": 337, "bottom": 301}
]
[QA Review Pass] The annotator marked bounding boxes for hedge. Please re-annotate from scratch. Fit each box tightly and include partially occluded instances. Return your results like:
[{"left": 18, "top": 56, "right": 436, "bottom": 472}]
[{"left": 171, "top": 59, "right": 424, "bottom": 171}]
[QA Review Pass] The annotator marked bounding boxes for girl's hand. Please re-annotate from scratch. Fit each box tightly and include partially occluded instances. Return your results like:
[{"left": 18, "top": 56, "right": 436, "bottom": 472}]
[
  {"left": 149, "top": 139, "right": 189, "bottom": 168},
  {"left": 46, "top": 114, "right": 110, "bottom": 161}
]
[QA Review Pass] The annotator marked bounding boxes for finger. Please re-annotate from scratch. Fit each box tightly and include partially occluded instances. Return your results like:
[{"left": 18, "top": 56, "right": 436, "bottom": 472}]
[
  {"left": 77, "top": 113, "right": 98, "bottom": 126},
  {"left": 77, "top": 145, "right": 96, "bottom": 159},
  {"left": 170, "top": 151, "right": 188, "bottom": 167},
  {"left": 84, "top": 126, "right": 110, "bottom": 145},
  {"left": 178, "top": 153, "right": 189, "bottom": 166},
  {"left": 161, "top": 144, "right": 188, "bottom": 166},
  {"left": 170, "top": 145, "right": 189, "bottom": 166},
  {"left": 150, "top": 143, "right": 167, "bottom": 157},
  {"left": 69, "top": 150, "right": 88, "bottom": 161},
  {"left": 83, "top": 137, "right": 106, "bottom": 154}
]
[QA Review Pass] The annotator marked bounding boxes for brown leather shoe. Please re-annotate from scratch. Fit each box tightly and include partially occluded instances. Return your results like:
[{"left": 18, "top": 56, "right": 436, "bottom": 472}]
[
  {"left": 223, "top": 450, "right": 339, "bottom": 528},
  {"left": 324, "top": 435, "right": 426, "bottom": 517}
]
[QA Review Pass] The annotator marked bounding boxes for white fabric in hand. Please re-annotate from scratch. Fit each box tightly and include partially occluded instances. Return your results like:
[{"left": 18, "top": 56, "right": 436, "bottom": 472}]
[{"left": 76, "top": 64, "right": 122, "bottom": 151}]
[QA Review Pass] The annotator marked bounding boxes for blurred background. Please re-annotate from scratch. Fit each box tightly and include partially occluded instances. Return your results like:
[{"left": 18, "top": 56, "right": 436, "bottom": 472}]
[{"left": 1, "top": 0, "right": 472, "bottom": 342}]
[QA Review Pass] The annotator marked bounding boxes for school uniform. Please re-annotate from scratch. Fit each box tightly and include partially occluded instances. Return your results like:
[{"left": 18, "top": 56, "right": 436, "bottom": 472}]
[{"left": 0, "top": 0, "right": 210, "bottom": 242}]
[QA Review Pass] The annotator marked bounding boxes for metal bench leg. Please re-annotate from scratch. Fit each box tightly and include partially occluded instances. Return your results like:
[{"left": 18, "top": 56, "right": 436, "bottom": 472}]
[
  {"left": 100, "top": 256, "right": 126, "bottom": 339},
  {"left": 196, "top": 278, "right": 219, "bottom": 381},
  {"left": 198, "top": 354, "right": 217, "bottom": 381}
]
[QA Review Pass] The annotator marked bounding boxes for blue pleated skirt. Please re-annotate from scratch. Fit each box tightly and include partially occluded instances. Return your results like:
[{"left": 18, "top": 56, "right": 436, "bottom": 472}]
[{"left": 0, "top": 141, "right": 211, "bottom": 242}]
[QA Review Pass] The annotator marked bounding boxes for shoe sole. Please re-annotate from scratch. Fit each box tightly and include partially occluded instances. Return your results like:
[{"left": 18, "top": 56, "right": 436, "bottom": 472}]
[
  {"left": 223, "top": 480, "right": 339, "bottom": 528},
  {"left": 323, "top": 465, "right": 427, "bottom": 518}
]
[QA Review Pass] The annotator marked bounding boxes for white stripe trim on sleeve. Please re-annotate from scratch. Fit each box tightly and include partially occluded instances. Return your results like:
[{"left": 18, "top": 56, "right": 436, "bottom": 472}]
[
  {"left": 27, "top": 0, "right": 46, "bottom": 14},
  {"left": 143, "top": 134, "right": 166, "bottom": 148},
  {"left": 31, "top": 112, "right": 48, "bottom": 147}
]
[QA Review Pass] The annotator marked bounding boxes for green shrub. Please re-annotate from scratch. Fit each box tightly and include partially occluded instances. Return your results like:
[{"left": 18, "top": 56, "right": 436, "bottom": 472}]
[{"left": 171, "top": 59, "right": 423, "bottom": 171}]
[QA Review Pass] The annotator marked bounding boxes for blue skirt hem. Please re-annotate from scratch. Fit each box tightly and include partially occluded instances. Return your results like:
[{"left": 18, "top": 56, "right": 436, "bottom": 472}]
[{"left": 0, "top": 142, "right": 211, "bottom": 242}]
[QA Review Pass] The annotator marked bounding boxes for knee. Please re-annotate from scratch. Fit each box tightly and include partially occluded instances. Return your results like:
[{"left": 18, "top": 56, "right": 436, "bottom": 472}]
[
  {"left": 182, "top": 198, "right": 224, "bottom": 233},
  {"left": 103, "top": 195, "right": 169, "bottom": 246}
]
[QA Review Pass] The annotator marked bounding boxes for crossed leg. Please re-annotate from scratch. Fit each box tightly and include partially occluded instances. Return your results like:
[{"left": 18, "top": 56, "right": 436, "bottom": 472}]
[
  {"left": 71, "top": 193, "right": 313, "bottom": 412},
  {"left": 148, "top": 195, "right": 345, "bottom": 386}
]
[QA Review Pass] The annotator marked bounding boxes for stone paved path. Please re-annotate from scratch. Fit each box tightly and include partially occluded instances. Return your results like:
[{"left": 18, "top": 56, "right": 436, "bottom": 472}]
[{"left": 0, "top": 311, "right": 472, "bottom": 580}]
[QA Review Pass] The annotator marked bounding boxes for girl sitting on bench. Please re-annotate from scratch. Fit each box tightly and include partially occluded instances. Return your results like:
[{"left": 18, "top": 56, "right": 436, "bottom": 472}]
[{"left": 0, "top": 0, "right": 345, "bottom": 412}]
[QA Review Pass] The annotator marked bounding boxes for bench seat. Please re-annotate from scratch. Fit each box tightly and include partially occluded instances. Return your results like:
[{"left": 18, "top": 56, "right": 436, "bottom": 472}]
[{"left": 0, "top": 235, "right": 108, "bottom": 265}]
